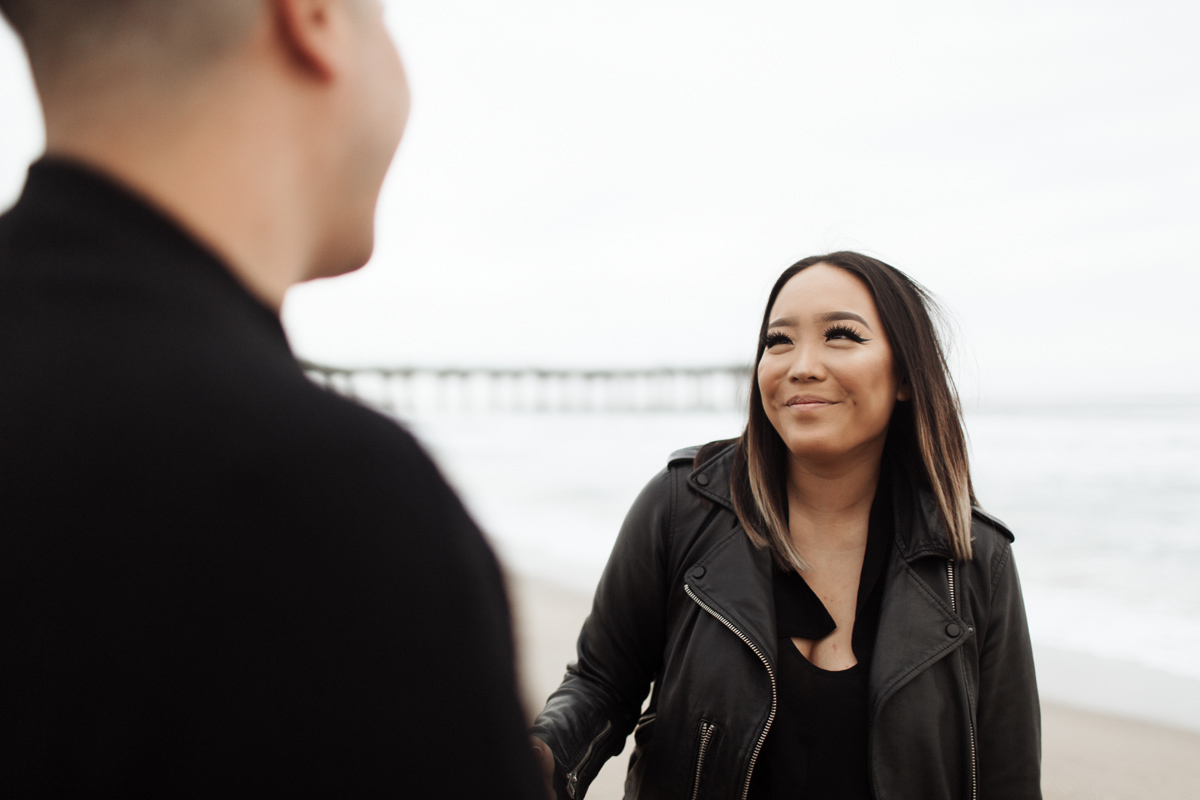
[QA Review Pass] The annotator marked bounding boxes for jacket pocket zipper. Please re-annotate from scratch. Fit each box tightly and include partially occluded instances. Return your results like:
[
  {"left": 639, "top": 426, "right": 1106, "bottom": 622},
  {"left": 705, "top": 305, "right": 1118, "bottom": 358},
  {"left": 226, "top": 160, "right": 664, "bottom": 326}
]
[
  {"left": 947, "top": 560, "right": 978, "bottom": 800},
  {"left": 685, "top": 584, "right": 776, "bottom": 800},
  {"left": 565, "top": 719, "right": 612, "bottom": 799},
  {"left": 691, "top": 720, "right": 716, "bottom": 800}
]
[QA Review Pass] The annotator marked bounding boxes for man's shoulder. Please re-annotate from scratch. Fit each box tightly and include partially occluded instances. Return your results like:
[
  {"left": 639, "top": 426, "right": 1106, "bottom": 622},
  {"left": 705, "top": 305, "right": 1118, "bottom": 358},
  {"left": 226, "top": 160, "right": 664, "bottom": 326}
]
[
  {"left": 202, "top": 380, "right": 486, "bottom": 565},
  {"left": 252, "top": 377, "right": 439, "bottom": 481}
]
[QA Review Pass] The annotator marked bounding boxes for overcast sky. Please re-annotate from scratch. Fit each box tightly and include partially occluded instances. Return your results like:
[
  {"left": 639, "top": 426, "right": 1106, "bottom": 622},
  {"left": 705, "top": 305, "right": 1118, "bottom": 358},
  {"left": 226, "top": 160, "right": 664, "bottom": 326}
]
[{"left": 2, "top": 0, "right": 1197, "bottom": 402}]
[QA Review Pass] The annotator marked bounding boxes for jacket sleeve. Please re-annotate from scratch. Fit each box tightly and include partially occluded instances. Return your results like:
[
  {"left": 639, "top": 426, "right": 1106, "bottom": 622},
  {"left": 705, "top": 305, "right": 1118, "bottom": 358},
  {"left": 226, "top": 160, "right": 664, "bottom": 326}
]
[
  {"left": 976, "top": 545, "right": 1042, "bottom": 799},
  {"left": 530, "top": 465, "right": 678, "bottom": 799}
]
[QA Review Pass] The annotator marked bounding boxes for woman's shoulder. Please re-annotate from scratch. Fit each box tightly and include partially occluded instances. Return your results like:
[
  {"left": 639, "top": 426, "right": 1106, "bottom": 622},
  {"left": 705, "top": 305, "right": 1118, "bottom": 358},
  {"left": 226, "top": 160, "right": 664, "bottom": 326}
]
[
  {"left": 970, "top": 506, "right": 1015, "bottom": 552},
  {"left": 686, "top": 437, "right": 739, "bottom": 470},
  {"left": 967, "top": 505, "right": 1020, "bottom": 588},
  {"left": 907, "top": 483, "right": 1019, "bottom": 583},
  {"left": 629, "top": 438, "right": 739, "bottom": 530},
  {"left": 648, "top": 439, "right": 739, "bottom": 499},
  {"left": 971, "top": 506, "right": 1014, "bottom": 543}
]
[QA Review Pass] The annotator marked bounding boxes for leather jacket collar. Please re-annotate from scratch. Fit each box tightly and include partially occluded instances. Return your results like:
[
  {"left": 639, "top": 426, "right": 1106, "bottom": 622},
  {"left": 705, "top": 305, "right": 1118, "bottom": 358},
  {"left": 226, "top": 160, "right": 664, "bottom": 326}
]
[
  {"left": 678, "top": 442, "right": 1006, "bottom": 566},
  {"left": 676, "top": 442, "right": 987, "bottom": 682}
]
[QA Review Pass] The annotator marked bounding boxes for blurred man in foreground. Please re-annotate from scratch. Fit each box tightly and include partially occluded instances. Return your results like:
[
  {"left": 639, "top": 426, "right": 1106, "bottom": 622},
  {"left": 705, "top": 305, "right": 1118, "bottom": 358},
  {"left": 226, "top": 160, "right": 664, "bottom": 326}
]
[{"left": 0, "top": 1, "right": 540, "bottom": 795}]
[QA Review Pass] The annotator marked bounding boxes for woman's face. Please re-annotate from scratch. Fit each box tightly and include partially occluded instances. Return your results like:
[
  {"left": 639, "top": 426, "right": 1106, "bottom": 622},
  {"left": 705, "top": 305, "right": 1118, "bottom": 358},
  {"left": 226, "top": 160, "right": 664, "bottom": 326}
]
[{"left": 758, "top": 264, "right": 910, "bottom": 469}]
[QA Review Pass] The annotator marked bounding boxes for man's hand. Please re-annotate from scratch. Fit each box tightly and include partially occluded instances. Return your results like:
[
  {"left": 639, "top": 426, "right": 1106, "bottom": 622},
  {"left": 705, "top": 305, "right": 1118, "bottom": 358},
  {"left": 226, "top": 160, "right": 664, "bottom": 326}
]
[{"left": 530, "top": 736, "right": 556, "bottom": 800}]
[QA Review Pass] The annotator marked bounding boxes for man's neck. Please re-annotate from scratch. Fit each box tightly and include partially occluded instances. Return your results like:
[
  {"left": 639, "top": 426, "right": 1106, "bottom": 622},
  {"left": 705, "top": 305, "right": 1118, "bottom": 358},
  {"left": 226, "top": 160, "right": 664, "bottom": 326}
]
[{"left": 42, "top": 76, "right": 313, "bottom": 312}]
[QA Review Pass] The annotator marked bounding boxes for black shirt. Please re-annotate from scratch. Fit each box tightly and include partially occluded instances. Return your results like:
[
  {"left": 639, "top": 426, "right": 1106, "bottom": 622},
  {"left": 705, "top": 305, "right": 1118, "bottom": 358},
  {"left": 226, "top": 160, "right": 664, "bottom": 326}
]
[
  {"left": 0, "top": 160, "right": 542, "bottom": 798},
  {"left": 750, "top": 471, "right": 894, "bottom": 799}
]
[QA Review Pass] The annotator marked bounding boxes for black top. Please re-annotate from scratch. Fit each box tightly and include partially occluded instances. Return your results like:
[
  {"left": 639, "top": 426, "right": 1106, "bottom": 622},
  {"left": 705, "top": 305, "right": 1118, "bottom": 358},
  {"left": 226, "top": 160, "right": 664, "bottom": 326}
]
[
  {"left": 749, "top": 471, "right": 893, "bottom": 799},
  {"left": 0, "top": 160, "right": 542, "bottom": 798}
]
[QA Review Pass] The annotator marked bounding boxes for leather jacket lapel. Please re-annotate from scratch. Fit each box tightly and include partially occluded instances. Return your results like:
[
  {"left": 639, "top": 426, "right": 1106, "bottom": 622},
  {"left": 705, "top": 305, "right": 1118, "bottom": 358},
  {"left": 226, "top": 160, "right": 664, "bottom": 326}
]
[
  {"left": 868, "top": 555, "right": 965, "bottom": 722},
  {"left": 684, "top": 525, "right": 779, "bottom": 669},
  {"left": 868, "top": 486, "right": 967, "bottom": 722}
]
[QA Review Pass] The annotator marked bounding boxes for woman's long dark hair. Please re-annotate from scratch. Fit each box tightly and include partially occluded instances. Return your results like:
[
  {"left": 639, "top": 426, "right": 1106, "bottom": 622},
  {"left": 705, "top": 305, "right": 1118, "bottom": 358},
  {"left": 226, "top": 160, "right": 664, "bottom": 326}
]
[{"left": 727, "top": 251, "right": 975, "bottom": 571}]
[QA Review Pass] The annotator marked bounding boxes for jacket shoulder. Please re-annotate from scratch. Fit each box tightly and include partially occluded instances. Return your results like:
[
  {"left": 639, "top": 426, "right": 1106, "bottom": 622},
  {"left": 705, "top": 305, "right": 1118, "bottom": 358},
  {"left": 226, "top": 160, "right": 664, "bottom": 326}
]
[
  {"left": 621, "top": 441, "right": 735, "bottom": 558},
  {"left": 970, "top": 506, "right": 1015, "bottom": 558},
  {"left": 967, "top": 506, "right": 1018, "bottom": 589},
  {"left": 668, "top": 445, "right": 701, "bottom": 466},
  {"left": 668, "top": 438, "right": 738, "bottom": 471},
  {"left": 636, "top": 444, "right": 708, "bottom": 513},
  {"left": 972, "top": 506, "right": 1014, "bottom": 543}
]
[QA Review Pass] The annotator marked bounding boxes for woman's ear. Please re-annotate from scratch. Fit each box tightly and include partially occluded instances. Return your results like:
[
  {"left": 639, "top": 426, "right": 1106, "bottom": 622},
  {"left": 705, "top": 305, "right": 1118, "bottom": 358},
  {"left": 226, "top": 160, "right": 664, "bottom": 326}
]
[{"left": 897, "top": 377, "right": 912, "bottom": 402}]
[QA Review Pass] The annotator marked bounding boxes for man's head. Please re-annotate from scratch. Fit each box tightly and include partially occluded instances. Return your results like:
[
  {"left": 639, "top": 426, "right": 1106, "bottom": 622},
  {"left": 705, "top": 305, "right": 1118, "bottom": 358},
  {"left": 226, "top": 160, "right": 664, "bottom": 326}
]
[
  {"left": 0, "top": 0, "right": 410, "bottom": 298},
  {"left": 0, "top": 1, "right": 260, "bottom": 107}
]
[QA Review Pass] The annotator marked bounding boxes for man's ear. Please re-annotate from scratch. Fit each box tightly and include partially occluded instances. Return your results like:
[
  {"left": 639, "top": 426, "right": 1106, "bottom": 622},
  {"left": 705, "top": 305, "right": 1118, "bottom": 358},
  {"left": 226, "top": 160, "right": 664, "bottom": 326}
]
[{"left": 271, "top": 0, "right": 352, "bottom": 81}]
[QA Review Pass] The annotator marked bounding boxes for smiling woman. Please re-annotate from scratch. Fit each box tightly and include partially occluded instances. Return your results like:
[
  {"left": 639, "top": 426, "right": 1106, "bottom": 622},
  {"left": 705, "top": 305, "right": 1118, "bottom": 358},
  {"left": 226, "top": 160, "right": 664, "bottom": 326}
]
[
  {"left": 739, "top": 253, "right": 972, "bottom": 575},
  {"left": 758, "top": 271, "right": 906, "bottom": 465},
  {"left": 529, "top": 251, "right": 1041, "bottom": 799}
]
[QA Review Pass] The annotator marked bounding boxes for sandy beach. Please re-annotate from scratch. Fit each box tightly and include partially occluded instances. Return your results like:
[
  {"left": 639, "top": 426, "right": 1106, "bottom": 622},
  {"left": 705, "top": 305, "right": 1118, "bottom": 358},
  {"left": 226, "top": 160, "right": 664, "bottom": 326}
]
[{"left": 509, "top": 574, "right": 1200, "bottom": 800}]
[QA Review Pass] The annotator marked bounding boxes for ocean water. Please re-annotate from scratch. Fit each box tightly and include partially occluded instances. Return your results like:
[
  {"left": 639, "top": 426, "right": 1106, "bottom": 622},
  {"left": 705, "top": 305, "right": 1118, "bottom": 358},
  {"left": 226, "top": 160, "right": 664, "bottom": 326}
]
[
  {"left": 966, "top": 402, "right": 1200, "bottom": 682},
  {"left": 403, "top": 402, "right": 1200, "bottom": 686}
]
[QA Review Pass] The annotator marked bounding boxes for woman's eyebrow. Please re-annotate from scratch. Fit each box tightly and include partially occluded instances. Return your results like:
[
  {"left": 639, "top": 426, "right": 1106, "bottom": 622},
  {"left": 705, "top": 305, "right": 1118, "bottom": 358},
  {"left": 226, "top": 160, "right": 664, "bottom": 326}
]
[
  {"left": 768, "top": 311, "right": 873, "bottom": 329},
  {"left": 819, "top": 311, "right": 872, "bottom": 329}
]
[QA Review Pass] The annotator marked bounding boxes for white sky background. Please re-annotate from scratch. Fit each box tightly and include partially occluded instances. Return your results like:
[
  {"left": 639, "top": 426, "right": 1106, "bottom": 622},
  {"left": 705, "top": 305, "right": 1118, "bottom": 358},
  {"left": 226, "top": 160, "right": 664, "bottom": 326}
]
[{"left": 1, "top": 0, "right": 1198, "bottom": 402}]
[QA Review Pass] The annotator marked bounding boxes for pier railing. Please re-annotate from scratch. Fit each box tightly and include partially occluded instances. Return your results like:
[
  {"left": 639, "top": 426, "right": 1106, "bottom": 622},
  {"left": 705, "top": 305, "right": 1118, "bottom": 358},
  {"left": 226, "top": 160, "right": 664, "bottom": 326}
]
[{"left": 300, "top": 361, "right": 752, "bottom": 414}]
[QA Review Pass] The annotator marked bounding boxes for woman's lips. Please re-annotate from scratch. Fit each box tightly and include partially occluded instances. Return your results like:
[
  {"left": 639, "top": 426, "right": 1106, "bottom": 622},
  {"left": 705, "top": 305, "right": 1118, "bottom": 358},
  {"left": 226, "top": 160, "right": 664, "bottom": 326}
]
[{"left": 785, "top": 395, "right": 836, "bottom": 408}]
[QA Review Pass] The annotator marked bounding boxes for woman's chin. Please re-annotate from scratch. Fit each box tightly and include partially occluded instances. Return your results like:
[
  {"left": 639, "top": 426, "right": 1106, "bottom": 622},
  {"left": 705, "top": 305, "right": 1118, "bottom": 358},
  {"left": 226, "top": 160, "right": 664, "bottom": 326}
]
[
  {"left": 782, "top": 433, "right": 888, "bottom": 470},
  {"left": 782, "top": 438, "right": 843, "bottom": 464}
]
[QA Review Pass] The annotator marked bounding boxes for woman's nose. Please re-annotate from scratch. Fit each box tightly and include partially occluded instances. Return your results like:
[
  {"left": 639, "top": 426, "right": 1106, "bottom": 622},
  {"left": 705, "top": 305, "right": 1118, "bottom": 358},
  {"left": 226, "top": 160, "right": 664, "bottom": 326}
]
[{"left": 788, "top": 341, "right": 825, "bottom": 382}]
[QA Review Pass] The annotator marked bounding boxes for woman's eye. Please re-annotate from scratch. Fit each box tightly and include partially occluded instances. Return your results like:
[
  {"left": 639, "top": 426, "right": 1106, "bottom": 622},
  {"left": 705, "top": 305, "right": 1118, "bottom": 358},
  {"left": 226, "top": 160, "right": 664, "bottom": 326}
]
[
  {"left": 764, "top": 331, "right": 793, "bottom": 349},
  {"left": 824, "top": 324, "right": 869, "bottom": 343}
]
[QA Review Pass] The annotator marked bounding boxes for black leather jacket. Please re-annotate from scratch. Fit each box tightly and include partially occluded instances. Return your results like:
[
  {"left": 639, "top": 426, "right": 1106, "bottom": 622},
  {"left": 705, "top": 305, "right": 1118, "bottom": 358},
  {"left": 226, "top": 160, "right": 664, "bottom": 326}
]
[{"left": 531, "top": 443, "right": 1041, "bottom": 799}]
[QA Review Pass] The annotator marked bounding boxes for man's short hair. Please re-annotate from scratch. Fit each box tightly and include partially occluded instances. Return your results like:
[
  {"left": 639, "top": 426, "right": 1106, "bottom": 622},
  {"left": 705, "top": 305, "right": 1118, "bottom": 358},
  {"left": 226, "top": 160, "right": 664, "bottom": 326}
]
[{"left": 0, "top": 0, "right": 259, "bottom": 92}]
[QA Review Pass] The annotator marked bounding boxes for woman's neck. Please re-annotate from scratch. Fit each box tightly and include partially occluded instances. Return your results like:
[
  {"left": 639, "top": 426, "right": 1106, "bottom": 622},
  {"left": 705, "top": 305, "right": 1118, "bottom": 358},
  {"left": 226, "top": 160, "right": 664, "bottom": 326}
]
[{"left": 785, "top": 447, "right": 883, "bottom": 557}]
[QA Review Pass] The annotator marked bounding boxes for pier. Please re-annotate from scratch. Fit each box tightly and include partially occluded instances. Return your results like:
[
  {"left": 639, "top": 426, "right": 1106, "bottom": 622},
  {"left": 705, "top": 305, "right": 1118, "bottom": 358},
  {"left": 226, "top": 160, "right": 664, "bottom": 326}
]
[{"left": 300, "top": 362, "right": 752, "bottom": 414}]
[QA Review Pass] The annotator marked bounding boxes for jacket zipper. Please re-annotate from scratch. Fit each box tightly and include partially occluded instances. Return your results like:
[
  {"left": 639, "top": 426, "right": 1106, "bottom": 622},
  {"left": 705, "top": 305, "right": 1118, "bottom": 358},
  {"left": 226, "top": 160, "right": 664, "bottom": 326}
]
[
  {"left": 691, "top": 721, "right": 716, "bottom": 800},
  {"left": 565, "top": 719, "right": 612, "bottom": 799},
  {"left": 684, "top": 584, "right": 776, "bottom": 800},
  {"left": 947, "top": 560, "right": 978, "bottom": 800}
]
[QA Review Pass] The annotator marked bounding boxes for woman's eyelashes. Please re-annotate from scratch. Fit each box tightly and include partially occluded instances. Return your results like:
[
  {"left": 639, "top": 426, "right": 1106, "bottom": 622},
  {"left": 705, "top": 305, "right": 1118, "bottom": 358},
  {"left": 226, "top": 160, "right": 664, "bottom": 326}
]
[
  {"left": 764, "top": 331, "right": 793, "bottom": 349},
  {"left": 765, "top": 326, "right": 870, "bottom": 349},
  {"left": 823, "top": 324, "right": 870, "bottom": 343}
]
